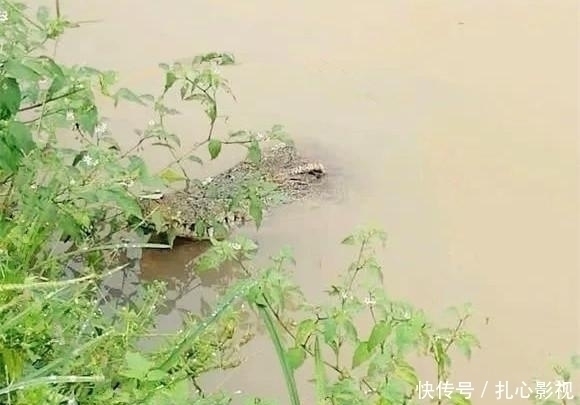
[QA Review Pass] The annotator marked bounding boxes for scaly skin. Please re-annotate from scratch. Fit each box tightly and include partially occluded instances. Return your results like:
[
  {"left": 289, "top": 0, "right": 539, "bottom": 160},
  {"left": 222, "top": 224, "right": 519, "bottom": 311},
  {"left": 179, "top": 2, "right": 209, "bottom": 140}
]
[{"left": 138, "top": 142, "right": 326, "bottom": 243}]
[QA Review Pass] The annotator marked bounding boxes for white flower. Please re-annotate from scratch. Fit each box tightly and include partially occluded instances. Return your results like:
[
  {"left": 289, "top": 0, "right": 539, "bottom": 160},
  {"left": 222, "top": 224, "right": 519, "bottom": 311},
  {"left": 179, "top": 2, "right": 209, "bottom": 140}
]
[
  {"left": 364, "top": 296, "right": 376, "bottom": 306},
  {"left": 229, "top": 242, "right": 242, "bottom": 250},
  {"left": 81, "top": 154, "right": 98, "bottom": 167},
  {"left": 66, "top": 111, "right": 75, "bottom": 121},
  {"left": 94, "top": 122, "right": 107, "bottom": 136},
  {"left": 148, "top": 120, "right": 156, "bottom": 126},
  {"left": 0, "top": 10, "right": 8, "bottom": 22},
  {"left": 202, "top": 177, "right": 213, "bottom": 186},
  {"left": 255, "top": 132, "right": 265, "bottom": 141}
]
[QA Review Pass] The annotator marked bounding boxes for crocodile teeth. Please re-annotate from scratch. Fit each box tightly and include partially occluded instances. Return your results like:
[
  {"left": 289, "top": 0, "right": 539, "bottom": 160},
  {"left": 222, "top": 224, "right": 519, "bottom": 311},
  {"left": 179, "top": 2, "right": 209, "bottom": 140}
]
[{"left": 286, "top": 162, "right": 326, "bottom": 177}]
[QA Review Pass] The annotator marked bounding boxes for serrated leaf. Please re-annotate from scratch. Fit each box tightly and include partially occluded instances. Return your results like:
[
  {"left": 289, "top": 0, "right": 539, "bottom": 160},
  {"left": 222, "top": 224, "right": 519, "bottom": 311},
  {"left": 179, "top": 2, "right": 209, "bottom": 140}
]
[
  {"left": 352, "top": 341, "right": 371, "bottom": 369},
  {"left": 6, "top": 121, "right": 35, "bottom": 154},
  {"left": 149, "top": 210, "right": 167, "bottom": 232},
  {"left": 456, "top": 332, "right": 480, "bottom": 360},
  {"left": 295, "top": 319, "right": 317, "bottom": 346},
  {"left": 0, "top": 77, "right": 22, "bottom": 120},
  {"left": 249, "top": 196, "right": 263, "bottom": 228},
  {"left": 208, "top": 139, "right": 222, "bottom": 160},
  {"left": 144, "top": 368, "right": 167, "bottom": 382},
  {"left": 121, "top": 351, "right": 153, "bottom": 379},
  {"left": 247, "top": 140, "right": 262, "bottom": 164},
  {"left": 76, "top": 104, "right": 98, "bottom": 134},
  {"left": 368, "top": 321, "right": 391, "bottom": 351},
  {"left": 4, "top": 59, "right": 41, "bottom": 82},
  {"left": 321, "top": 318, "right": 337, "bottom": 347},
  {"left": 114, "top": 88, "right": 147, "bottom": 107},
  {"left": 110, "top": 190, "right": 143, "bottom": 219},
  {"left": 286, "top": 347, "right": 306, "bottom": 370}
]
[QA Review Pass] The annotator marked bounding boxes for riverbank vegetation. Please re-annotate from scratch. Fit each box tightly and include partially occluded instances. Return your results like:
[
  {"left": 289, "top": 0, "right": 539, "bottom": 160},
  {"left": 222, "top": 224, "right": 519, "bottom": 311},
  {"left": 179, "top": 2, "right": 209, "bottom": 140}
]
[{"left": 0, "top": 2, "right": 577, "bottom": 404}]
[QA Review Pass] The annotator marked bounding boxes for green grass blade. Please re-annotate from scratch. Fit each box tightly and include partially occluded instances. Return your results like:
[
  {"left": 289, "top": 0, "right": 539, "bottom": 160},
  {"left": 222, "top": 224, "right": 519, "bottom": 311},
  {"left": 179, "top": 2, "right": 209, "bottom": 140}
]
[
  {"left": 314, "top": 335, "right": 328, "bottom": 405},
  {"left": 158, "top": 276, "right": 257, "bottom": 372},
  {"left": 0, "top": 375, "right": 104, "bottom": 396},
  {"left": 258, "top": 304, "right": 301, "bottom": 405}
]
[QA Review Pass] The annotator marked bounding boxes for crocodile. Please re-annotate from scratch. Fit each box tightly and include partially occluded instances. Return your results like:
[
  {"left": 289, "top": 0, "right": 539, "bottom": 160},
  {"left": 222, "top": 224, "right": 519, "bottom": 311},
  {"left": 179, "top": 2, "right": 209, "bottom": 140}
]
[{"left": 137, "top": 142, "right": 327, "bottom": 244}]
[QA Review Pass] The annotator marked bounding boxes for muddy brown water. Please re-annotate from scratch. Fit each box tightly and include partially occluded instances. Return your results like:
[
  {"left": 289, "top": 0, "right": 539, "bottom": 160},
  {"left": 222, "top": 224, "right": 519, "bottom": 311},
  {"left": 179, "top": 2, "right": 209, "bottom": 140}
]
[{"left": 47, "top": 0, "right": 579, "bottom": 403}]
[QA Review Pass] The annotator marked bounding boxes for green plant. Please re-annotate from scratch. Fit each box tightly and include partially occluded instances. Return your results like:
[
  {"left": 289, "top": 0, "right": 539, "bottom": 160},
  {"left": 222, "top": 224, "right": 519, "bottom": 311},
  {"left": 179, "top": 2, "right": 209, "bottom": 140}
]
[
  {"left": 195, "top": 228, "right": 482, "bottom": 405},
  {"left": 0, "top": 2, "right": 578, "bottom": 405}
]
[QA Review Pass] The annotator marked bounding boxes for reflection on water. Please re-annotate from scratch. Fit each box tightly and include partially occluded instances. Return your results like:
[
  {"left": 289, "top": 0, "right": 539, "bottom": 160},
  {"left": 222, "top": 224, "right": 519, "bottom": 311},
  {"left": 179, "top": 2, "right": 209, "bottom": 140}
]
[{"left": 51, "top": 0, "right": 579, "bottom": 404}]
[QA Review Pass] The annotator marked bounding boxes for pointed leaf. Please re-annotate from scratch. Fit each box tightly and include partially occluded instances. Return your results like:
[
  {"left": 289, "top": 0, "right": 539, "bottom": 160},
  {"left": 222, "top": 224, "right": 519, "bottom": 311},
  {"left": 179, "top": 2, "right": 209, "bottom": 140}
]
[
  {"left": 249, "top": 195, "right": 263, "bottom": 228},
  {"left": 121, "top": 351, "right": 153, "bottom": 379},
  {"left": 352, "top": 341, "right": 371, "bottom": 369},
  {"left": 0, "top": 77, "right": 22, "bottom": 120},
  {"left": 164, "top": 71, "right": 177, "bottom": 94},
  {"left": 368, "top": 321, "right": 391, "bottom": 351},
  {"left": 208, "top": 139, "right": 222, "bottom": 160}
]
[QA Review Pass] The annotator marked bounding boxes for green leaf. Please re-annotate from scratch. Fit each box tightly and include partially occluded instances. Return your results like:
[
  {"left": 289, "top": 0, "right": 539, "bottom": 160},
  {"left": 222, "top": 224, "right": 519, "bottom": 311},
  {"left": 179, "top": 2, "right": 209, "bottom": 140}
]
[
  {"left": 449, "top": 392, "right": 472, "bottom": 405},
  {"left": 148, "top": 210, "right": 167, "bottom": 233},
  {"left": 187, "top": 155, "right": 203, "bottom": 165},
  {"left": 0, "top": 77, "right": 22, "bottom": 120},
  {"left": 368, "top": 321, "right": 391, "bottom": 351},
  {"left": 295, "top": 319, "right": 317, "bottom": 346},
  {"left": 321, "top": 318, "right": 337, "bottom": 347},
  {"left": 342, "top": 319, "right": 358, "bottom": 343},
  {"left": 164, "top": 71, "right": 177, "bottom": 94},
  {"left": 4, "top": 59, "right": 41, "bottom": 82},
  {"left": 249, "top": 195, "right": 263, "bottom": 228},
  {"left": 351, "top": 341, "right": 371, "bottom": 369},
  {"left": 98, "top": 70, "right": 118, "bottom": 95},
  {"left": 456, "top": 332, "right": 480, "bottom": 360},
  {"left": 393, "top": 361, "right": 418, "bottom": 388},
  {"left": 179, "top": 83, "right": 190, "bottom": 99},
  {"left": 7, "top": 121, "right": 35, "bottom": 154},
  {"left": 121, "top": 351, "right": 153, "bottom": 379},
  {"left": 113, "top": 88, "right": 147, "bottom": 107},
  {"left": 211, "top": 222, "right": 230, "bottom": 241},
  {"left": 208, "top": 139, "right": 222, "bottom": 160},
  {"left": 341, "top": 235, "right": 355, "bottom": 245},
  {"left": 108, "top": 189, "right": 143, "bottom": 219},
  {"left": 159, "top": 168, "right": 186, "bottom": 184},
  {"left": 161, "top": 378, "right": 190, "bottom": 403},
  {"left": 285, "top": 347, "right": 306, "bottom": 370},
  {"left": 247, "top": 140, "right": 262, "bottom": 164},
  {"left": 76, "top": 104, "right": 98, "bottom": 134},
  {"left": 144, "top": 369, "right": 167, "bottom": 382},
  {"left": 36, "top": 5, "right": 51, "bottom": 24}
]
